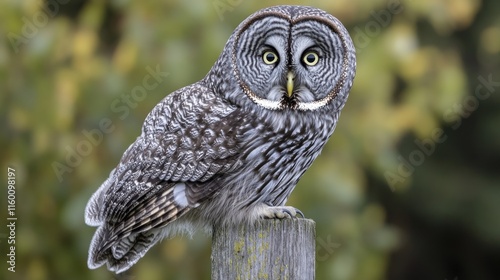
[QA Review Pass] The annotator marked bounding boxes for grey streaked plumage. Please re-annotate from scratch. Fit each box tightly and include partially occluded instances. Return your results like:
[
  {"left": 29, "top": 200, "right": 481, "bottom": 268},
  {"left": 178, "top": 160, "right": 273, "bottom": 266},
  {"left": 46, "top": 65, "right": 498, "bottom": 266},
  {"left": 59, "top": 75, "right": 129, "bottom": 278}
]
[{"left": 85, "top": 5, "right": 356, "bottom": 273}]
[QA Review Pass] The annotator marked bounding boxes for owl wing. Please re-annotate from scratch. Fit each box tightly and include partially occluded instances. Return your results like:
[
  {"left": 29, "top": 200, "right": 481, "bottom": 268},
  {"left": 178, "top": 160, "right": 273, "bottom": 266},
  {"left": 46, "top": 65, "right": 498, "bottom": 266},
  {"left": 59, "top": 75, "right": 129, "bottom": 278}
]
[{"left": 85, "top": 83, "right": 244, "bottom": 250}]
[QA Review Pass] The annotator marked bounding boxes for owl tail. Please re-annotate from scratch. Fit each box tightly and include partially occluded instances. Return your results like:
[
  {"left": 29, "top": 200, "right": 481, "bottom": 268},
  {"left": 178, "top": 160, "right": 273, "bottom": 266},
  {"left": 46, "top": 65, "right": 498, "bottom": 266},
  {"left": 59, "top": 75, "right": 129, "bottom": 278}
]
[{"left": 87, "top": 225, "right": 162, "bottom": 274}]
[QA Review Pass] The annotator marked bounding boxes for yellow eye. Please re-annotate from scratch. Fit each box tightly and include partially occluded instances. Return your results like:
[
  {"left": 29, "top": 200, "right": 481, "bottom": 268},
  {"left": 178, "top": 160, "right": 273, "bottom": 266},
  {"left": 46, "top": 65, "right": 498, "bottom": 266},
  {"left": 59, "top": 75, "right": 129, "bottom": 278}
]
[
  {"left": 263, "top": 51, "right": 279, "bottom": 64},
  {"left": 303, "top": 52, "right": 319, "bottom": 66}
]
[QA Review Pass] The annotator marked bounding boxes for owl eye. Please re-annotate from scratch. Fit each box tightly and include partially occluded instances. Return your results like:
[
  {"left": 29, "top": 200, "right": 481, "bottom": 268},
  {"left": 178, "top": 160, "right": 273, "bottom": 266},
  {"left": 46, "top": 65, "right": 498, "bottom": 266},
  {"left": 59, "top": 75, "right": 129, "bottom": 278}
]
[
  {"left": 303, "top": 52, "right": 319, "bottom": 66},
  {"left": 263, "top": 51, "right": 279, "bottom": 65}
]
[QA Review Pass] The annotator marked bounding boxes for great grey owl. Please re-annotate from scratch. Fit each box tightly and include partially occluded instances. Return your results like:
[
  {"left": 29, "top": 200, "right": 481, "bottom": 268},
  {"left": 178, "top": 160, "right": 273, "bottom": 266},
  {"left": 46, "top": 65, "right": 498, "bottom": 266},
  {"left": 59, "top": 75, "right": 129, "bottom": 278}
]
[{"left": 85, "top": 5, "right": 356, "bottom": 273}]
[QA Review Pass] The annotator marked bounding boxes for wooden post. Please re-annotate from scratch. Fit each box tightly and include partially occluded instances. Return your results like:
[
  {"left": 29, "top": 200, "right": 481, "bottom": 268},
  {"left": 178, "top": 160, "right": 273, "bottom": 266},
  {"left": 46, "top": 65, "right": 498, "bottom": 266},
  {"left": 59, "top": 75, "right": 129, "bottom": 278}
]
[{"left": 211, "top": 218, "right": 315, "bottom": 280}]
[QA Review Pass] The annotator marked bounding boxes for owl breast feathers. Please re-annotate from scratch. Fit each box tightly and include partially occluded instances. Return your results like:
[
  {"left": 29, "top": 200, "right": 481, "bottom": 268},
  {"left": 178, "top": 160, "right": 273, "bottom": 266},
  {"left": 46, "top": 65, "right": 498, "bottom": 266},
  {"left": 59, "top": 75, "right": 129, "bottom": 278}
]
[{"left": 85, "top": 5, "right": 356, "bottom": 273}]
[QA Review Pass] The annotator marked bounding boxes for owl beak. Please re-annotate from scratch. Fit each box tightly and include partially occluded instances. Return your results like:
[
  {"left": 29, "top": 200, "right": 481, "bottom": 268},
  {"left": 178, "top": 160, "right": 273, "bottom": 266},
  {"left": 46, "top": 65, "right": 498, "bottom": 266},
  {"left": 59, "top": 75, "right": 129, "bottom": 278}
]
[{"left": 286, "top": 71, "right": 295, "bottom": 98}]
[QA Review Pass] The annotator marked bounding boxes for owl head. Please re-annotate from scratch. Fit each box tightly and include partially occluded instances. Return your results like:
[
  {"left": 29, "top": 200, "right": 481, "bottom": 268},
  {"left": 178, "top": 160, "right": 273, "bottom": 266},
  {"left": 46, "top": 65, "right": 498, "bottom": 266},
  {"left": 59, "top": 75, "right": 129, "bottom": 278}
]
[{"left": 208, "top": 5, "right": 356, "bottom": 113}]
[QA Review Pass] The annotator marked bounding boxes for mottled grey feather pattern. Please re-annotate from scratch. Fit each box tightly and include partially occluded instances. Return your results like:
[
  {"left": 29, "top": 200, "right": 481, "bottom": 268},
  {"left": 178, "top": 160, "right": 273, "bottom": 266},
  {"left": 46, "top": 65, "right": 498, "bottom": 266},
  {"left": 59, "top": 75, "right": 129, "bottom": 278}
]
[{"left": 85, "top": 5, "right": 356, "bottom": 273}]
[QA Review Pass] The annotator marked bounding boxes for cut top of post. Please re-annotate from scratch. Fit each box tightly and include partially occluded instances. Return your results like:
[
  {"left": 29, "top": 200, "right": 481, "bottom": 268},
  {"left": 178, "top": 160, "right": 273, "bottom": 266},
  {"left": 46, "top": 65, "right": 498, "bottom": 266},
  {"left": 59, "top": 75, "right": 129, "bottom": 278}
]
[{"left": 211, "top": 219, "right": 316, "bottom": 280}]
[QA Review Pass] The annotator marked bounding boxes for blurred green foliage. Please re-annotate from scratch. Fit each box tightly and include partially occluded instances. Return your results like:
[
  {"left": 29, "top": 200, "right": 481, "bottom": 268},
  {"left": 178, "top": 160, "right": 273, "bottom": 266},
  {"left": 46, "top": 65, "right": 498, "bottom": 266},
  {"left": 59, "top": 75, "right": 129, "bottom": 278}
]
[{"left": 1, "top": 0, "right": 499, "bottom": 279}]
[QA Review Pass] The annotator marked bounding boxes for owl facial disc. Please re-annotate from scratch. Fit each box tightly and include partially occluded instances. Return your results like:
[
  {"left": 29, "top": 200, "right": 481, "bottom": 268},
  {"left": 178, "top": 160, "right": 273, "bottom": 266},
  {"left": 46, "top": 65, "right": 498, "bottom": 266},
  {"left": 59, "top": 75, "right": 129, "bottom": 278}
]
[{"left": 230, "top": 6, "right": 356, "bottom": 112}]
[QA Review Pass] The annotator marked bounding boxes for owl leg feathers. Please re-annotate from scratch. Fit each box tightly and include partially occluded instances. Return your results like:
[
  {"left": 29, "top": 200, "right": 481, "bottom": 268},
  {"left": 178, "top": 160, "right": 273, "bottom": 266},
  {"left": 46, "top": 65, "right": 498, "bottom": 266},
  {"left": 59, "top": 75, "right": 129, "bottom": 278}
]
[
  {"left": 256, "top": 204, "right": 305, "bottom": 219},
  {"left": 88, "top": 225, "right": 162, "bottom": 274}
]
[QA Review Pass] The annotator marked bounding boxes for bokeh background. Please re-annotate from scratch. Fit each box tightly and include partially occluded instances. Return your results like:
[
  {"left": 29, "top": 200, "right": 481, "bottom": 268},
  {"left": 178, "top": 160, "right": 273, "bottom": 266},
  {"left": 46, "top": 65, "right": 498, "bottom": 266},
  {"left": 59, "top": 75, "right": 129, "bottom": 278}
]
[{"left": 1, "top": 0, "right": 499, "bottom": 279}]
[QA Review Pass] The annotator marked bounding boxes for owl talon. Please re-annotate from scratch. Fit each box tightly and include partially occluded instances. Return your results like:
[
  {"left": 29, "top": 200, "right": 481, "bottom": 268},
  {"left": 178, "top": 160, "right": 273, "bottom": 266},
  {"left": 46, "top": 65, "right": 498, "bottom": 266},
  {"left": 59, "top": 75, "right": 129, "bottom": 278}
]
[
  {"left": 258, "top": 206, "right": 305, "bottom": 219},
  {"left": 295, "top": 209, "right": 305, "bottom": 218}
]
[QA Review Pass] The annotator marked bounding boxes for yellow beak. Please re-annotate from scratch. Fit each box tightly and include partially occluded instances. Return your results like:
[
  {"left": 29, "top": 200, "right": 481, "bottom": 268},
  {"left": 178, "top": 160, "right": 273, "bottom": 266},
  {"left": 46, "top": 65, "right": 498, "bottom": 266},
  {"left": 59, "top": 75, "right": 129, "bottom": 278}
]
[{"left": 286, "top": 71, "right": 294, "bottom": 98}]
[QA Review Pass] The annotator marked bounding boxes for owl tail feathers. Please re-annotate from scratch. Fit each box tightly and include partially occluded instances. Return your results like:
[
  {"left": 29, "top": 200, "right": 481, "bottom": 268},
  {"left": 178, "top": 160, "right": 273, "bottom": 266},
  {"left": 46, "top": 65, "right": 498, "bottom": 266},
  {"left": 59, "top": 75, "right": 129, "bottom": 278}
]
[{"left": 87, "top": 225, "right": 162, "bottom": 274}]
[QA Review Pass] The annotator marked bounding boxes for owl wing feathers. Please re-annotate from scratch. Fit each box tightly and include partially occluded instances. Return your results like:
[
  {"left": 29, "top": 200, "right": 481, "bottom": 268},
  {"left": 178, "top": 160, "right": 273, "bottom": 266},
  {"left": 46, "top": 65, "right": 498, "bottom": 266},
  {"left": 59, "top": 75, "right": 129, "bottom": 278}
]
[{"left": 85, "top": 84, "right": 244, "bottom": 264}]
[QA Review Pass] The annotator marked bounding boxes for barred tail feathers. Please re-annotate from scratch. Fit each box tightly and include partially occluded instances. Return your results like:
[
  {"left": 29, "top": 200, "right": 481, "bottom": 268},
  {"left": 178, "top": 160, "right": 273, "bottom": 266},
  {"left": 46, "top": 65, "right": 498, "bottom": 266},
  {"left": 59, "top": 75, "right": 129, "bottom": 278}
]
[{"left": 87, "top": 224, "right": 162, "bottom": 273}]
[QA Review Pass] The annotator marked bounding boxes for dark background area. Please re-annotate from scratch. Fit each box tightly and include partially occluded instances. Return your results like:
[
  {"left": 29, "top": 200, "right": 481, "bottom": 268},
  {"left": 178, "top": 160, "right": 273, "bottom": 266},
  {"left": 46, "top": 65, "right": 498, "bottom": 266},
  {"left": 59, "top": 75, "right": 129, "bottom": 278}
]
[{"left": 1, "top": 0, "right": 499, "bottom": 279}]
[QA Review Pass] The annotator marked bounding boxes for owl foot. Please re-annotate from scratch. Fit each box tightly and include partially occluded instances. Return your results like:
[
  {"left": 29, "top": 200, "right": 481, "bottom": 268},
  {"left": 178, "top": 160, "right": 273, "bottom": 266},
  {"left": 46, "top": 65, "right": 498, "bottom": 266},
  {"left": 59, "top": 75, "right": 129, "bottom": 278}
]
[{"left": 258, "top": 205, "right": 305, "bottom": 219}]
